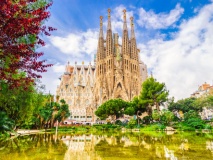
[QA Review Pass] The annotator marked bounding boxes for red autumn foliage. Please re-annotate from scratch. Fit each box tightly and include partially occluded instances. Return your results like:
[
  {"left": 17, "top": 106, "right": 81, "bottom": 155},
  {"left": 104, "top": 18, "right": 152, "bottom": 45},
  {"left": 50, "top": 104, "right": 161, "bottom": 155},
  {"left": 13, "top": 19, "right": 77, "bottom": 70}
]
[{"left": 0, "top": 0, "right": 55, "bottom": 88}]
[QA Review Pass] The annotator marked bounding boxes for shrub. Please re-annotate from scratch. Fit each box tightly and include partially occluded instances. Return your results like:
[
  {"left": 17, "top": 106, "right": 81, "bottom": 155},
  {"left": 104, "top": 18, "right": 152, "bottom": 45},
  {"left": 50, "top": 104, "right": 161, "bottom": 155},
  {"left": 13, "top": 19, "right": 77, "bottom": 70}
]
[
  {"left": 204, "top": 124, "right": 212, "bottom": 130},
  {"left": 115, "top": 120, "right": 122, "bottom": 125},
  {"left": 143, "top": 116, "right": 152, "bottom": 124},
  {"left": 176, "top": 123, "right": 195, "bottom": 131},
  {"left": 141, "top": 123, "right": 166, "bottom": 131},
  {"left": 0, "top": 112, "right": 14, "bottom": 133},
  {"left": 128, "top": 118, "right": 137, "bottom": 129},
  {"left": 184, "top": 110, "right": 200, "bottom": 121},
  {"left": 186, "top": 118, "right": 205, "bottom": 129}
]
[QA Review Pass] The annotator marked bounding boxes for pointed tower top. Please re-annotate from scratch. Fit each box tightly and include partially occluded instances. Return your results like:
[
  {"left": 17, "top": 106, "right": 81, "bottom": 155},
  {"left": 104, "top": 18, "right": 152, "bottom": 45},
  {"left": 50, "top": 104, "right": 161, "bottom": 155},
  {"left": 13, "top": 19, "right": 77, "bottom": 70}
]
[
  {"left": 107, "top": 8, "right": 111, "bottom": 30},
  {"left": 130, "top": 17, "right": 134, "bottom": 26},
  {"left": 99, "top": 16, "right": 103, "bottom": 38},
  {"left": 130, "top": 16, "right": 135, "bottom": 39},
  {"left": 100, "top": 16, "right": 103, "bottom": 25},
  {"left": 123, "top": 9, "right": 127, "bottom": 31},
  {"left": 65, "top": 61, "right": 70, "bottom": 73},
  {"left": 108, "top": 8, "right": 111, "bottom": 15},
  {"left": 123, "top": 9, "right": 126, "bottom": 19}
]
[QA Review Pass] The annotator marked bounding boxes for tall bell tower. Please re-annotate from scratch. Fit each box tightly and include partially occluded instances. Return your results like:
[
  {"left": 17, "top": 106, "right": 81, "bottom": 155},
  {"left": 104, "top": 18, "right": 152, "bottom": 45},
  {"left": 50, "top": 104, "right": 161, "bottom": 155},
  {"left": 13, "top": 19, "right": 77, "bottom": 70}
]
[{"left": 93, "top": 9, "right": 147, "bottom": 107}]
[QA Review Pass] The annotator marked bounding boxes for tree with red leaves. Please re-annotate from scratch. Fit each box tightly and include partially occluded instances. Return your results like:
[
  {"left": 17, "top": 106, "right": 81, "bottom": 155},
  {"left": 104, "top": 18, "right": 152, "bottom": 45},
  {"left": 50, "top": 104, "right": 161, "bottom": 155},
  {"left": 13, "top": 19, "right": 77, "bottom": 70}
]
[{"left": 0, "top": 0, "right": 55, "bottom": 88}]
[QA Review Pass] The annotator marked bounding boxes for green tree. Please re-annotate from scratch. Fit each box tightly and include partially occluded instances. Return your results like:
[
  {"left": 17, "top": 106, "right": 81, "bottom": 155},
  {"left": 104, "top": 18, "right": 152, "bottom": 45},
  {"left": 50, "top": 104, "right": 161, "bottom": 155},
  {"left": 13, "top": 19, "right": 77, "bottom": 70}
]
[
  {"left": 0, "top": 81, "right": 36, "bottom": 130},
  {"left": 38, "top": 100, "right": 54, "bottom": 128},
  {"left": 168, "top": 97, "right": 202, "bottom": 113},
  {"left": 182, "top": 110, "right": 204, "bottom": 129},
  {"left": 160, "top": 110, "right": 174, "bottom": 125},
  {"left": 25, "top": 80, "right": 50, "bottom": 129},
  {"left": 95, "top": 99, "right": 129, "bottom": 122},
  {"left": 152, "top": 110, "right": 161, "bottom": 122},
  {"left": 0, "top": 112, "right": 14, "bottom": 133},
  {"left": 198, "top": 95, "right": 213, "bottom": 109},
  {"left": 206, "top": 95, "right": 213, "bottom": 107},
  {"left": 184, "top": 110, "right": 201, "bottom": 121},
  {"left": 128, "top": 118, "right": 137, "bottom": 129},
  {"left": 138, "top": 77, "right": 169, "bottom": 113},
  {"left": 55, "top": 99, "right": 70, "bottom": 123},
  {"left": 37, "top": 99, "right": 70, "bottom": 129},
  {"left": 125, "top": 96, "right": 146, "bottom": 126}
]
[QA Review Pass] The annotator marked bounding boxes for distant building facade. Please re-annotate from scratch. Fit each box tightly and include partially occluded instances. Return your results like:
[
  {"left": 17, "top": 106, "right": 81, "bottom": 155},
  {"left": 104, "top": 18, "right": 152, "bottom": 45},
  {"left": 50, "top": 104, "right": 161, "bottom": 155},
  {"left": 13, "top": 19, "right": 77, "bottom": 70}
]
[
  {"left": 191, "top": 82, "right": 213, "bottom": 120},
  {"left": 191, "top": 82, "right": 213, "bottom": 98},
  {"left": 56, "top": 9, "right": 148, "bottom": 122}
]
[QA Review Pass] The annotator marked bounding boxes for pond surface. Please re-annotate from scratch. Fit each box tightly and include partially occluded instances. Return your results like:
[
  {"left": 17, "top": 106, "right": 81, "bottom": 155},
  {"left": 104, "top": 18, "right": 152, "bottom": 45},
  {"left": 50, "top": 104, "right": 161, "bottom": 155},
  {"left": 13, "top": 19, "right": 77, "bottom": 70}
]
[{"left": 0, "top": 131, "right": 213, "bottom": 160}]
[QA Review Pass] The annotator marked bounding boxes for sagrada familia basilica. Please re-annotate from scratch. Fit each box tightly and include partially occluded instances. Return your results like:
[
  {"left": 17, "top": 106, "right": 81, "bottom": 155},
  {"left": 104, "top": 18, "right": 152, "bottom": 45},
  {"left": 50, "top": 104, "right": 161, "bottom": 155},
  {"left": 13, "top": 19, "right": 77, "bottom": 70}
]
[{"left": 56, "top": 9, "right": 148, "bottom": 122}]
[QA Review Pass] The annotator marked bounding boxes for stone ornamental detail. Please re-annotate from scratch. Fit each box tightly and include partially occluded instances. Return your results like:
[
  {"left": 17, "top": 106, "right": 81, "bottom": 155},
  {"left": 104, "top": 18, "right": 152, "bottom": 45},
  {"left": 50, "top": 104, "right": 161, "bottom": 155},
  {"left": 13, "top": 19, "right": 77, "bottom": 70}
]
[{"left": 56, "top": 62, "right": 95, "bottom": 122}]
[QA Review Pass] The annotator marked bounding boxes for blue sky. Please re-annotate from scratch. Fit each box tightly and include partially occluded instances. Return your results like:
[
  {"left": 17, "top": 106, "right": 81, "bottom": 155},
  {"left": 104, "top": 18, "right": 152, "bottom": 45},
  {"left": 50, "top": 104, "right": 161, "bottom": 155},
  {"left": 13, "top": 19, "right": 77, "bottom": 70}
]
[{"left": 40, "top": 0, "right": 213, "bottom": 100}]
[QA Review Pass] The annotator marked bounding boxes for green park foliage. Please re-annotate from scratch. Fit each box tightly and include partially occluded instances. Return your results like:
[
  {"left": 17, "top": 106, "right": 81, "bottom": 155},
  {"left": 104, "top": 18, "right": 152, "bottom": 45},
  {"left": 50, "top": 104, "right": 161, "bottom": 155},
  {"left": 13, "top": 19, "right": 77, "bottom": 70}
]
[
  {"left": 94, "top": 77, "right": 213, "bottom": 131},
  {"left": 168, "top": 97, "right": 202, "bottom": 113},
  {"left": 138, "top": 77, "right": 169, "bottom": 112},
  {"left": 0, "top": 80, "right": 70, "bottom": 134},
  {"left": 95, "top": 98, "right": 130, "bottom": 121}
]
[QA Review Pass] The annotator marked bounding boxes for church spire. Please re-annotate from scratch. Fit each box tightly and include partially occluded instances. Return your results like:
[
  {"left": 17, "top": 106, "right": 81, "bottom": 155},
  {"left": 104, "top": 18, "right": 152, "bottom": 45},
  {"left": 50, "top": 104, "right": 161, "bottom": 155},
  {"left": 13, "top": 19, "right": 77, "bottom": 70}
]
[
  {"left": 106, "top": 8, "right": 113, "bottom": 57},
  {"left": 107, "top": 8, "right": 111, "bottom": 30},
  {"left": 130, "top": 17, "right": 135, "bottom": 39},
  {"left": 123, "top": 9, "right": 127, "bottom": 31},
  {"left": 122, "top": 9, "right": 129, "bottom": 57},
  {"left": 99, "top": 16, "right": 103, "bottom": 38},
  {"left": 97, "top": 16, "right": 105, "bottom": 60},
  {"left": 130, "top": 16, "right": 138, "bottom": 60}
]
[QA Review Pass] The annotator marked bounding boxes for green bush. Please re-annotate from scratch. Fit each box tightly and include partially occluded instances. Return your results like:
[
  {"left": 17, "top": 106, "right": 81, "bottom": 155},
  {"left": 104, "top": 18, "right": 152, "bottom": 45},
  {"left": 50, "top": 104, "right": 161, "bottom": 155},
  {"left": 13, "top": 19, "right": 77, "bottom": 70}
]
[
  {"left": 143, "top": 116, "right": 152, "bottom": 124},
  {"left": 176, "top": 123, "right": 195, "bottom": 131},
  {"left": 92, "top": 124, "right": 121, "bottom": 131},
  {"left": 128, "top": 118, "right": 137, "bottom": 129},
  {"left": 141, "top": 123, "right": 166, "bottom": 131},
  {"left": 184, "top": 110, "right": 201, "bottom": 121},
  {"left": 0, "top": 112, "right": 14, "bottom": 133},
  {"left": 186, "top": 118, "right": 205, "bottom": 129},
  {"left": 204, "top": 124, "right": 212, "bottom": 130},
  {"left": 115, "top": 120, "right": 122, "bottom": 125}
]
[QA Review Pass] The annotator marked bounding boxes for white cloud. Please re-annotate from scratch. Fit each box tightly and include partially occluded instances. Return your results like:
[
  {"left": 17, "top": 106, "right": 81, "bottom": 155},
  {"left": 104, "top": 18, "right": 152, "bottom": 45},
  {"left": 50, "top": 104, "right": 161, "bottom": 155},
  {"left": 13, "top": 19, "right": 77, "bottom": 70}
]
[
  {"left": 49, "top": 29, "right": 98, "bottom": 57},
  {"left": 40, "top": 67, "right": 62, "bottom": 95},
  {"left": 139, "top": 3, "right": 213, "bottom": 100},
  {"left": 137, "top": 4, "right": 184, "bottom": 29},
  {"left": 52, "top": 63, "right": 65, "bottom": 73}
]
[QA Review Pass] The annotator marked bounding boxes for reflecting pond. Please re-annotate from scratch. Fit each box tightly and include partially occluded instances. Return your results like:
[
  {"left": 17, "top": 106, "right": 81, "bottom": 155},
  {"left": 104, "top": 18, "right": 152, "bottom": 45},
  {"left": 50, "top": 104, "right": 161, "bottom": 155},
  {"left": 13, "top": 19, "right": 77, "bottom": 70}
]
[{"left": 1, "top": 132, "right": 213, "bottom": 160}]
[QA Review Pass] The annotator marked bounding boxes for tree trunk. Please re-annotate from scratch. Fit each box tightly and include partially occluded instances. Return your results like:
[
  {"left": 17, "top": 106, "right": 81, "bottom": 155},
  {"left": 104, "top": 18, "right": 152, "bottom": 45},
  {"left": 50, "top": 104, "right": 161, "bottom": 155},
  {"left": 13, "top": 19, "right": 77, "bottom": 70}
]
[
  {"left": 156, "top": 101, "right": 160, "bottom": 111},
  {"left": 137, "top": 111, "right": 140, "bottom": 126},
  {"left": 111, "top": 115, "right": 116, "bottom": 124}
]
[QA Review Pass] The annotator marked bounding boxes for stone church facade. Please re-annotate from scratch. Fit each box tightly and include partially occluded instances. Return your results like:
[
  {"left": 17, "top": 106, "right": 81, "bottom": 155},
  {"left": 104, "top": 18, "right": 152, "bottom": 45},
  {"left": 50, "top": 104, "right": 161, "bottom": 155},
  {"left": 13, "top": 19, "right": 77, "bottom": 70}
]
[
  {"left": 56, "top": 9, "right": 148, "bottom": 122},
  {"left": 94, "top": 9, "right": 147, "bottom": 106},
  {"left": 56, "top": 62, "right": 96, "bottom": 122}
]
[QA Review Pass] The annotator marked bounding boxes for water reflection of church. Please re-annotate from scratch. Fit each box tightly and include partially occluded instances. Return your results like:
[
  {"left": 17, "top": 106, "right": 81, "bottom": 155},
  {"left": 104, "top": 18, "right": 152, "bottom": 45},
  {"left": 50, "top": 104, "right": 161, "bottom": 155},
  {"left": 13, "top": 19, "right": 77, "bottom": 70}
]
[
  {"left": 61, "top": 134, "right": 180, "bottom": 160},
  {"left": 62, "top": 135, "right": 102, "bottom": 160}
]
